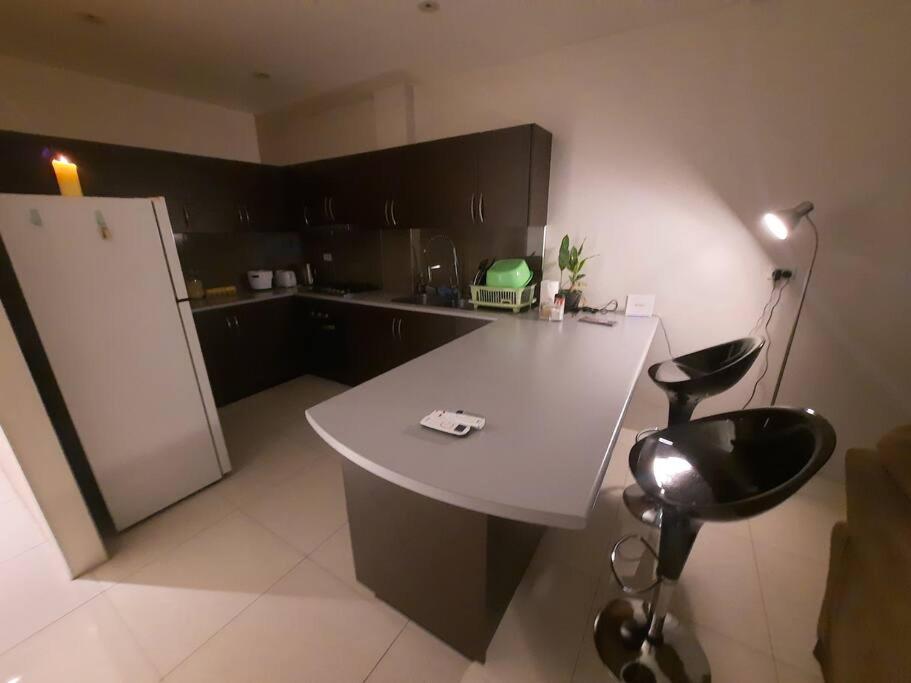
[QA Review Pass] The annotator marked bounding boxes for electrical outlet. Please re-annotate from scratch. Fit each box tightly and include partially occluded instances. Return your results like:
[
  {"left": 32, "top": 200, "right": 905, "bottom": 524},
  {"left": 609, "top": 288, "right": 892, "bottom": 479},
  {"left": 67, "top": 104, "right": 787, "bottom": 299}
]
[
  {"left": 772, "top": 268, "right": 793, "bottom": 282},
  {"left": 322, "top": 252, "right": 333, "bottom": 262}
]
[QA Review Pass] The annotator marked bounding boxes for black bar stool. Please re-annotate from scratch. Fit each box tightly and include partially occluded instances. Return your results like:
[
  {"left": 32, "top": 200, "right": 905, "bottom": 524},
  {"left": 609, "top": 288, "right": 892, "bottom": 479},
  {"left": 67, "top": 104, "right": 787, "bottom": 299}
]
[
  {"left": 596, "top": 407, "right": 836, "bottom": 683},
  {"left": 623, "top": 336, "right": 765, "bottom": 527}
]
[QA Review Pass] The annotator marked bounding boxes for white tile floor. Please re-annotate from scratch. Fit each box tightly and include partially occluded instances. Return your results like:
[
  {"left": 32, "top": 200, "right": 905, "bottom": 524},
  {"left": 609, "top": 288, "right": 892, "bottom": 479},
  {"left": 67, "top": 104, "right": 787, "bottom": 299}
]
[{"left": 0, "top": 375, "right": 845, "bottom": 682}]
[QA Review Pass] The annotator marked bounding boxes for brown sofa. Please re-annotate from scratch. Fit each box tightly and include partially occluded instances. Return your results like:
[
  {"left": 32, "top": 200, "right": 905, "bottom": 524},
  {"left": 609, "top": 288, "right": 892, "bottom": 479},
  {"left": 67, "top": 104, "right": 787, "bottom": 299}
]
[{"left": 816, "top": 425, "right": 911, "bottom": 682}]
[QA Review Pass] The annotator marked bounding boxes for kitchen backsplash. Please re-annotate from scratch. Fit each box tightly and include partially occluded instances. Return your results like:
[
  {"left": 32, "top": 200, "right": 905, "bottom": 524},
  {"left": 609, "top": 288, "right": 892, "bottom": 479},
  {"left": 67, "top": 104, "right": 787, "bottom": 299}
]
[
  {"left": 174, "top": 231, "right": 304, "bottom": 291},
  {"left": 176, "top": 225, "right": 544, "bottom": 295},
  {"left": 299, "top": 225, "right": 384, "bottom": 287}
]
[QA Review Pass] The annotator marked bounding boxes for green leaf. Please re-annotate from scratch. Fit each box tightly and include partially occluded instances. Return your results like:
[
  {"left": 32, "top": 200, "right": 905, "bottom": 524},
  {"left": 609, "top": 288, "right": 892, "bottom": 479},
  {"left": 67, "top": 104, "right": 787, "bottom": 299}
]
[{"left": 558, "top": 235, "right": 570, "bottom": 271}]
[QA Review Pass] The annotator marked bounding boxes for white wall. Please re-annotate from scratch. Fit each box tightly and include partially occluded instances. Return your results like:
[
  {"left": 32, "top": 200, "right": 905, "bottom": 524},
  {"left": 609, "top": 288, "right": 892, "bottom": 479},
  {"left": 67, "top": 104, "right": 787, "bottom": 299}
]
[
  {"left": 256, "top": 96, "right": 377, "bottom": 166},
  {"left": 0, "top": 302, "right": 107, "bottom": 577},
  {"left": 239, "top": 0, "right": 911, "bottom": 479},
  {"left": 0, "top": 56, "right": 260, "bottom": 162}
]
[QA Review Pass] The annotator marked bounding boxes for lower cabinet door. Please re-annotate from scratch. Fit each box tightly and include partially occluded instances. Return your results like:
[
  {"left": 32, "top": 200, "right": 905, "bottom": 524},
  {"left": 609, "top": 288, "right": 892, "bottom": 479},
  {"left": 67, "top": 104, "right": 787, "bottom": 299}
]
[
  {"left": 234, "top": 298, "right": 301, "bottom": 395},
  {"left": 347, "top": 306, "right": 401, "bottom": 384},
  {"left": 193, "top": 308, "right": 243, "bottom": 406},
  {"left": 301, "top": 301, "right": 354, "bottom": 385}
]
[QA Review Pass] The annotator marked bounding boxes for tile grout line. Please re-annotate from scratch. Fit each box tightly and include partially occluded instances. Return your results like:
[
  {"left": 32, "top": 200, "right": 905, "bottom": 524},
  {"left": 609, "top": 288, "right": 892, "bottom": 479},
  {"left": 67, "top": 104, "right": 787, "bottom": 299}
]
[
  {"left": 568, "top": 468, "right": 633, "bottom": 681},
  {"left": 0, "top": 545, "right": 106, "bottom": 659},
  {"left": 158, "top": 552, "right": 311, "bottom": 679},
  {"left": 113, "top": 484, "right": 345, "bottom": 677},
  {"left": 95, "top": 495, "right": 238, "bottom": 587},
  {"left": 0, "top": 384, "right": 346, "bottom": 676},
  {"left": 361, "top": 619, "right": 410, "bottom": 683},
  {"left": 0, "top": 537, "right": 49, "bottom": 569},
  {"left": 747, "top": 517, "right": 783, "bottom": 683},
  {"left": 95, "top": 589, "right": 168, "bottom": 682}
]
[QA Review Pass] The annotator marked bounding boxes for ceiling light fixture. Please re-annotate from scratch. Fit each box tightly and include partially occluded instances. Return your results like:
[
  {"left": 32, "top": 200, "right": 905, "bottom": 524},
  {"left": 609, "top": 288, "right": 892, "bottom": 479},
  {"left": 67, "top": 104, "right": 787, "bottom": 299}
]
[
  {"left": 76, "top": 12, "right": 105, "bottom": 26},
  {"left": 418, "top": 1, "right": 440, "bottom": 13}
]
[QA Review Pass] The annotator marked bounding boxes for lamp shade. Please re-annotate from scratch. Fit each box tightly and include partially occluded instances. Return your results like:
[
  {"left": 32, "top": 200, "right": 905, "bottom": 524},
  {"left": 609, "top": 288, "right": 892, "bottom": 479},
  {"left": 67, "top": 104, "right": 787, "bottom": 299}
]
[{"left": 762, "top": 201, "right": 814, "bottom": 239}]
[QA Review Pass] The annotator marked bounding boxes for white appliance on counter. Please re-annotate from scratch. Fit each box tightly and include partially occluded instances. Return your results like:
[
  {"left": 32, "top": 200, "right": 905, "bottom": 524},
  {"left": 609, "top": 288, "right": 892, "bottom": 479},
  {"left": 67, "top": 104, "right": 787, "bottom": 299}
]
[
  {"left": 274, "top": 269, "right": 297, "bottom": 288},
  {"left": 247, "top": 269, "right": 273, "bottom": 290},
  {"left": 0, "top": 194, "right": 231, "bottom": 530}
]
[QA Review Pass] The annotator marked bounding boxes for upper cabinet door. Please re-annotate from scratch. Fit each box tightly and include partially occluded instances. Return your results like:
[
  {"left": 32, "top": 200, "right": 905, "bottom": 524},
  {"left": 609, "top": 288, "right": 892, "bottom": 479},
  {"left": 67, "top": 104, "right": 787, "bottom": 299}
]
[
  {"left": 286, "top": 157, "right": 352, "bottom": 227},
  {"left": 405, "top": 135, "right": 479, "bottom": 230},
  {"left": 241, "top": 165, "right": 287, "bottom": 232},
  {"left": 475, "top": 126, "right": 533, "bottom": 229},
  {"left": 355, "top": 148, "right": 406, "bottom": 229},
  {"left": 286, "top": 162, "right": 322, "bottom": 228}
]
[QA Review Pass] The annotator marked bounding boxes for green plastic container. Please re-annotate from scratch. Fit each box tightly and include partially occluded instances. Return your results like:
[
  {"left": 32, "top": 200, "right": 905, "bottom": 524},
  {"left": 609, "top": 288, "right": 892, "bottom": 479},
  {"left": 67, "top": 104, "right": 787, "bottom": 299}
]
[{"left": 485, "top": 259, "right": 532, "bottom": 288}]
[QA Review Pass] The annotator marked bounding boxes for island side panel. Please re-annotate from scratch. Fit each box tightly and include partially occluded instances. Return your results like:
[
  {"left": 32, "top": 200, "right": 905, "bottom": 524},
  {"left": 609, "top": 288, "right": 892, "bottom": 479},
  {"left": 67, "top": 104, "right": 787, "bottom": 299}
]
[{"left": 341, "top": 460, "right": 543, "bottom": 661}]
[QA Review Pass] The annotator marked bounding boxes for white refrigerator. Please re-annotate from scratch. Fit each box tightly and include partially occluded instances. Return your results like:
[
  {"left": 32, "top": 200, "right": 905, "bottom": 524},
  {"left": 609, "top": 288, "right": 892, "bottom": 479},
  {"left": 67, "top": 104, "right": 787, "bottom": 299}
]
[{"left": 0, "top": 194, "right": 231, "bottom": 530}]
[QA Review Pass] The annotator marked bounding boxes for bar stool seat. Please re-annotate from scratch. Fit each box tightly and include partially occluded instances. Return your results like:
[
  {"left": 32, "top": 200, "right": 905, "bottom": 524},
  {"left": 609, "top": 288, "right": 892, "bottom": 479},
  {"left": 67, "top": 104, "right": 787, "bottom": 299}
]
[
  {"left": 624, "top": 336, "right": 765, "bottom": 528},
  {"left": 597, "top": 407, "right": 836, "bottom": 683}
]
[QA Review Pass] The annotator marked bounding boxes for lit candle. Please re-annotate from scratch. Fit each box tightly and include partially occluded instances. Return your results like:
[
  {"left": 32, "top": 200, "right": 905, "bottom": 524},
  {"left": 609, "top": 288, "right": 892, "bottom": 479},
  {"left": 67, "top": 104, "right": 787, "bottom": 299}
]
[{"left": 51, "top": 155, "right": 83, "bottom": 196}]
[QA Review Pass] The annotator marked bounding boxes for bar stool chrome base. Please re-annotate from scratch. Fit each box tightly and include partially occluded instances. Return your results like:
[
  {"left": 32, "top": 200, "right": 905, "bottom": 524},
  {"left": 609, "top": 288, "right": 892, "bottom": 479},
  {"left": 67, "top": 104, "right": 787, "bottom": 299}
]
[
  {"left": 593, "top": 597, "right": 710, "bottom": 683},
  {"left": 622, "top": 483, "right": 662, "bottom": 527}
]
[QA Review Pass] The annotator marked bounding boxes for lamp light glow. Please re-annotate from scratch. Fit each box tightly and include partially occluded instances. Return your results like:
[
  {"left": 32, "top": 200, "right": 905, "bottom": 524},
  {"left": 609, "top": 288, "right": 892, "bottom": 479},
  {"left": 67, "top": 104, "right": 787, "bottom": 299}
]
[{"left": 762, "top": 212, "right": 790, "bottom": 240}]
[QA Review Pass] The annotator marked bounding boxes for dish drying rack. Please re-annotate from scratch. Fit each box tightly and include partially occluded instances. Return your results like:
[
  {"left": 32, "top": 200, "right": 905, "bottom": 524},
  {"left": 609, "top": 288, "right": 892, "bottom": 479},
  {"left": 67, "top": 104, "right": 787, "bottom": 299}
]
[{"left": 469, "top": 284, "right": 537, "bottom": 313}]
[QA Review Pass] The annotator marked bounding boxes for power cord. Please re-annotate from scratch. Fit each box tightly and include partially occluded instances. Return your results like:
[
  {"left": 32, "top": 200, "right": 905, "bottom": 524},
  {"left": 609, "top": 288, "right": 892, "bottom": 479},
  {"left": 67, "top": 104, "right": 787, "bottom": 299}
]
[
  {"left": 743, "top": 278, "right": 791, "bottom": 408},
  {"left": 655, "top": 315, "right": 674, "bottom": 359},
  {"left": 577, "top": 299, "right": 619, "bottom": 314},
  {"left": 750, "top": 280, "right": 780, "bottom": 335}
]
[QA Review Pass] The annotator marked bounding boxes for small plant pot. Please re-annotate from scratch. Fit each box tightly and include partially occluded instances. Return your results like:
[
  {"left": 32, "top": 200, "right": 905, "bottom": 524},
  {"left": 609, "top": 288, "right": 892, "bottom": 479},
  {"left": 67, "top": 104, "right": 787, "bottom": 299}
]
[{"left": 561, "top": 289, "right": 583, "bottom": 312}]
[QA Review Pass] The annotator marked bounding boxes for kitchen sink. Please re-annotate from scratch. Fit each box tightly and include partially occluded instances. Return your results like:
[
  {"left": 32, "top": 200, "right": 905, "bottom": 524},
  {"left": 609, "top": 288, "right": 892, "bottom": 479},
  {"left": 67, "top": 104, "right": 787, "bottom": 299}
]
[{"left": 391, "top": 294, "right": 477, "bottom": 311}]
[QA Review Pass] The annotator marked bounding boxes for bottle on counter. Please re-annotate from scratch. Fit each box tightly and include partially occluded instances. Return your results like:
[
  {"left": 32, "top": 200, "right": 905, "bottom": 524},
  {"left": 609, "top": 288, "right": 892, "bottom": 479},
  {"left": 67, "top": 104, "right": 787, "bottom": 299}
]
[{"left": 186, "top": 274, "right": 205, "bottom": 300}]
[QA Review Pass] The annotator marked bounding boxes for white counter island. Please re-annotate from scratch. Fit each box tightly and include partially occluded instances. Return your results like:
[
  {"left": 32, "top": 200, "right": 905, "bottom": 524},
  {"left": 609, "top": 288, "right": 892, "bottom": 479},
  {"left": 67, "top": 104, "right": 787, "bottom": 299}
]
[{"left": 305, "top": 304, "right": 657, "bottom": 660}]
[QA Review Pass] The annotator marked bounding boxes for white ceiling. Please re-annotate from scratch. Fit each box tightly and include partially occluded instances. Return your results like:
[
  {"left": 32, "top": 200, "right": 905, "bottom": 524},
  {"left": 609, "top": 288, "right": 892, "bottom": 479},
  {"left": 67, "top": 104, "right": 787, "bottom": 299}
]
[{"left": 0, "top": 0, "right": 735, "bottom": 113}]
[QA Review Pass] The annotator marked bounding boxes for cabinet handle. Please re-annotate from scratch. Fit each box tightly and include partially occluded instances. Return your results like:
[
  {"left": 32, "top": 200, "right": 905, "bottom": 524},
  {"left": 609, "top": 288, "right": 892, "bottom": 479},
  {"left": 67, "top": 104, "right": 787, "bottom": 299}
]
[
  {"left": 390, "top": 199, "right": 397, "bottom": 226},
  {"left": 391, "top": 317, "right": 397, "bottom": 339},
  {"left": 323, "top": 197, "right": 329, "bottom": 220},
  {"left": 328, "top": 196, "right": 335, "bottom": 222},
  {"left": 384, "top": 200, "right": 390, "bottom": 227},
  {"left": 469, "top": 193, "right": 476, "bottom": 223},
  {"left": 183, "top": 205, "right": 191, "bottom": 229},
  {"left": 225, "top": 317, "right": 232, "bottom": 329},
  {"left": 244, "top": 207, "right": 251, "bottom": 224},
  {"left": 233, "top": 315, "right": 239, "bottom": 327},
  {"left": 478, "top": 193, "right": 485, "bottom": 223},
  {"left": 303, "top": 205, "right": 310, "bottom": 227},
  {"left": 396, "top": 318, "right": 403, "bottom": 340}
]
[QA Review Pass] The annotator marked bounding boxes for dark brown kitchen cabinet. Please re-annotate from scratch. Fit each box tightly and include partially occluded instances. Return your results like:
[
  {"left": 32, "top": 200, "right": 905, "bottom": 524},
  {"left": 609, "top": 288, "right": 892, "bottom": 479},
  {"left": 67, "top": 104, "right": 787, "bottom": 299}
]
[
  {"left": 193, "top": 298, "right": 301, "bottom": 406},
  {"left": 345, "top": 304, "right": 489, "bottom": 384},
  {"left": 286, "top": 156, "right": 359, "bottom": 228},
  {"left": 298, "top": 299, "right": 354, "bottom": 384},
  {"left": 0, "top": 129, "right": 292, "bottom": 234},
  {"left": 406, "top": 135, "right": 478, "bottom": 230},
  {"left": 404, "top": 124, "right": 551, "bottom": 230},
  {"left": 286, "top": 124, "right": 551, "bottom": 231},
  {"left": 354, "top": 148, "right": 407, "bottom": 229}
]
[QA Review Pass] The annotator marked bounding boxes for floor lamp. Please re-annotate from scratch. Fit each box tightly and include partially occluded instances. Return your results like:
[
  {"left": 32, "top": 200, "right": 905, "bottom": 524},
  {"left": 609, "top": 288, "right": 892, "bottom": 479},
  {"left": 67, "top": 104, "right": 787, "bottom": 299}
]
[{"left": 761, "top": 201, "right": 818, "bottom": 405}]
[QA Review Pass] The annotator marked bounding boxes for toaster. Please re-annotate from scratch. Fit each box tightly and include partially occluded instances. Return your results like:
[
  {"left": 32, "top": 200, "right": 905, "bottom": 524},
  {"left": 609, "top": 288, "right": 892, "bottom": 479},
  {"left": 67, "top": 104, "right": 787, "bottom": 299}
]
[{"left": 275, "top": 269, "right": 298, "bottom": 288}]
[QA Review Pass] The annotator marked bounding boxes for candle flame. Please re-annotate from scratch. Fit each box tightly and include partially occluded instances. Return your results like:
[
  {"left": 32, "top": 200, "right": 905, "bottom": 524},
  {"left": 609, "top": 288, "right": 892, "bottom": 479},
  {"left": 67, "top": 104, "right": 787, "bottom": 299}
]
[{"left": 55, "top": 155, "right": 73, "bottom": 165}]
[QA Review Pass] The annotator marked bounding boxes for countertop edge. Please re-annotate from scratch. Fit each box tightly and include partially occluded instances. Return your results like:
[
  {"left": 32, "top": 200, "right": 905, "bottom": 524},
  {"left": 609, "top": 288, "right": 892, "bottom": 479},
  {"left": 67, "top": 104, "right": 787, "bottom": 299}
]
[
  {"left": 190, "top": 287, "right": 503, "bottom": 321},
  {"left": 305, "top": 409, "right": 585, "bottom": 529}
]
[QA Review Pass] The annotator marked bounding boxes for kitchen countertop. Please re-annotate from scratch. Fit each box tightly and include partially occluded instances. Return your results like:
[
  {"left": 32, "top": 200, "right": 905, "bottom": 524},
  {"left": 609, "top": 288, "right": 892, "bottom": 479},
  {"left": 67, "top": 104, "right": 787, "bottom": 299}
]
[
  {"left": 305, "top": 303, "right": 658, "bottom": 530},
  {"left": 188, "top": 288, "right": 300, "bottom": 312},
  {"left": 190, "top": 285, "right": 514, "bottom": 322}
]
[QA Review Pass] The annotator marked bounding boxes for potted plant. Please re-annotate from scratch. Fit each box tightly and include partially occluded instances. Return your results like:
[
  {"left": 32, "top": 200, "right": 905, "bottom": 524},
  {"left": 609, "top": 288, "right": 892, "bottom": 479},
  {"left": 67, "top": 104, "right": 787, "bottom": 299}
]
[{"left": 558, "top": 234, "right": 594, "bottom": 312}]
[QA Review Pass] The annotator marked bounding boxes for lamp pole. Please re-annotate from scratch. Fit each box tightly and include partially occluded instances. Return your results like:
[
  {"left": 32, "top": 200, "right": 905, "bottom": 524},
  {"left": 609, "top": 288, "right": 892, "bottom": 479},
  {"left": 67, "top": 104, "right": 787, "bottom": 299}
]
[{"left": 770, "top": 215, "right": 819, "bottom": 406}]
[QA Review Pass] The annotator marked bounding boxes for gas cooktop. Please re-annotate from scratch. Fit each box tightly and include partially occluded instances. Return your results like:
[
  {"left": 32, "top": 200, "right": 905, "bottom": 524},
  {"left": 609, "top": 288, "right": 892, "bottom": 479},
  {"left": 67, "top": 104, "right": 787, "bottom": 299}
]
[{"left": 309, "top": 283, "right": 378, "bottom": 298}]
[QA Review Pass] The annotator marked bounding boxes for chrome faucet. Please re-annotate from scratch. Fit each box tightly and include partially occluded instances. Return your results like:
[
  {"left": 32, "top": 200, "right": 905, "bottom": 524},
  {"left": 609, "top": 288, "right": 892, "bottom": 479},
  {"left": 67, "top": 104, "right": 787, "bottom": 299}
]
[{"left": 424, "top": 234, "right": 461, "bottom": 297}]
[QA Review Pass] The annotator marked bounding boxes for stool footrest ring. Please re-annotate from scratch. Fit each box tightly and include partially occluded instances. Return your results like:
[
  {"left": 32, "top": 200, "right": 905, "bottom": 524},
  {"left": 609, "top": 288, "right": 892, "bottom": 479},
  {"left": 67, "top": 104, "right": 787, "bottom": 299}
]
[{"left": 609, "top": 534, "right": 661, "bottom": 595}]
